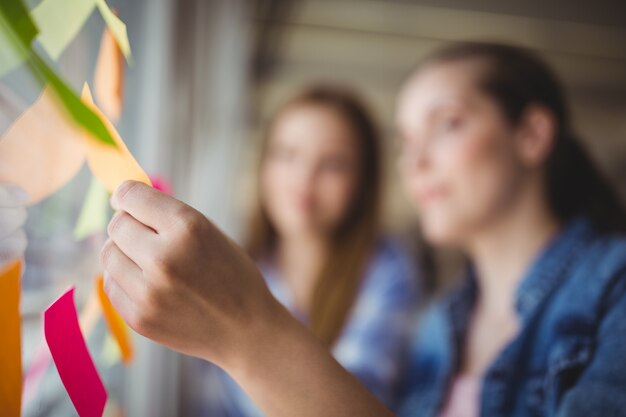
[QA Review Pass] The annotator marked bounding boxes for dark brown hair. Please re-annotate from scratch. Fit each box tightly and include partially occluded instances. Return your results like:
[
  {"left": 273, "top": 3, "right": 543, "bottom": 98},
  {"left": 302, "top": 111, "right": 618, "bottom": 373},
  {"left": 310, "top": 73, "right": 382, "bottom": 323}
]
[
  {"left": 420, "top": 42, "right": 625, "bottom": 233},
  {"left": 245, "top": 85, "right": 382, "bottom": 345}
]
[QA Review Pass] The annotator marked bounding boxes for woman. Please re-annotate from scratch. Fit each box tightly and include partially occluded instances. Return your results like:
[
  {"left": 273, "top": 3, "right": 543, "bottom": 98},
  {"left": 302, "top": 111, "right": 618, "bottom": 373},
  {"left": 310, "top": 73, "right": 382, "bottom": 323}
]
[
  {"left": 101, "top": 42, "right": 626, "bottom": 417},
  {"left": 186, "top": 86, "right": 420, "bottom": 416}
]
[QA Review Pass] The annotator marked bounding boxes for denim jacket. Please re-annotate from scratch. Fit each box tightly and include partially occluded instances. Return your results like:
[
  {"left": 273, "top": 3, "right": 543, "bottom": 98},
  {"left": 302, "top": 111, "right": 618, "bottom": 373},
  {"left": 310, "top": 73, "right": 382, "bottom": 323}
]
[{"left": 396, "top": 218, "right": 626, "bottom": 417}]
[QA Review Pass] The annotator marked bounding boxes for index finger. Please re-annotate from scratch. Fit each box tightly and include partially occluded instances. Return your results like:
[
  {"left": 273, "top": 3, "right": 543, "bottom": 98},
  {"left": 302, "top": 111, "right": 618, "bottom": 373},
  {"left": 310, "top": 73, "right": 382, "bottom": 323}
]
[{"left": 110, "top": 180, "right": 185, "bottom": 233}]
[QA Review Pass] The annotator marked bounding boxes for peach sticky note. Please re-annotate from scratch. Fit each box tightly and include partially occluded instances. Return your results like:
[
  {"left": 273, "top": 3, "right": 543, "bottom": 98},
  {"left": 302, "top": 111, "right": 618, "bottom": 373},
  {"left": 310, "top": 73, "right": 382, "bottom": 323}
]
[
  {"left": 0, "top": 87, "right": 86, "bottom": 205},
  {"left": 96, "top": 275, "right": 133, "bottom": 364},
  {"left": 0, "top": 260, "right": 23, "bottom": 417},
  {"left": 94, "top": 27, "right": 124, "bottom": 122},
  {"left": 44, "top": 287, "right": 107, "bottom": 417},
  {"left": 81, "top": 83, "right": 151, "bottom": 193}
]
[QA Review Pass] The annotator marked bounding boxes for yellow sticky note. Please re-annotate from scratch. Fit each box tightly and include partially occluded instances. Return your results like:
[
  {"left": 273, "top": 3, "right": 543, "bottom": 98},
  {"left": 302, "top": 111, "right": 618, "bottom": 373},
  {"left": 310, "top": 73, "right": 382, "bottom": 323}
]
[
  {"left": 32, "top": 0, "right": 132, "bottom": 62},
  {"left": 80, "top": 83, "right": 151, "bottom": 193},
  {"left": 94, "top": 27, "right": 124, "bottom": 122},
  {"left": 0, "top": 87, "right": 86, "bottom": 205},
  {"left": 95, "top": 0, "right": 132, "bottom": 62},
  {"left": 0, "top": 260, "right": 23, "bottom": 417},
  {"left": 96, "top": 276, "right": 133, "bottom": 364},
  {"left": 101, "top": 331, "right": 121, "bottom": 366},
  {"left": 32, "top": 0, "right": 98, "bottom": 60}
]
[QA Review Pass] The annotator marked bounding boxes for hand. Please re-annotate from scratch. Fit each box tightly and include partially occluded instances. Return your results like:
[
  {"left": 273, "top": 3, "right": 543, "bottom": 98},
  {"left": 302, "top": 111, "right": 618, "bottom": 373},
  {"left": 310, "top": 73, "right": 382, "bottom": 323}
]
[
  {"left": 101, "top": 181, "right": 396, "bottom": 417},
  {"left": 100, "top": 180, "right": 280, "bottom": 368},
  {"left": 0, "top": 184, "right": 28, "bottom": 268}
]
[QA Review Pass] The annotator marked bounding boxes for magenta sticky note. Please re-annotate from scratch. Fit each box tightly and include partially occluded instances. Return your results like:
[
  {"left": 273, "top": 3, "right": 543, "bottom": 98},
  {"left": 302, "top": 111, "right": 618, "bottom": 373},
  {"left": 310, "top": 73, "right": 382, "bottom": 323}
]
[{"left": 44, "top": 287, "right": 107, "bottom": 417}]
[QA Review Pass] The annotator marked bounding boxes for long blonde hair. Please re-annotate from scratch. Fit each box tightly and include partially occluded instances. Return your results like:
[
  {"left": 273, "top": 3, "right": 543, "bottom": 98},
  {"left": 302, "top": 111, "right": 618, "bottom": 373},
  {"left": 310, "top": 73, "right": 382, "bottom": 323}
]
[{"left": 245, "top": 85, "right": 382, "bottom": 346}]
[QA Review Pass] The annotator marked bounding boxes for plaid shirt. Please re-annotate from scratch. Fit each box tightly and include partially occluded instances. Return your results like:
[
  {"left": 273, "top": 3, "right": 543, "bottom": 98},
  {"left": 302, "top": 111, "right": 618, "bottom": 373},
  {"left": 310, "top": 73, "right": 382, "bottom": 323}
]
[{"left": 185, "top": 239, "right": 421, "bottom": 417}]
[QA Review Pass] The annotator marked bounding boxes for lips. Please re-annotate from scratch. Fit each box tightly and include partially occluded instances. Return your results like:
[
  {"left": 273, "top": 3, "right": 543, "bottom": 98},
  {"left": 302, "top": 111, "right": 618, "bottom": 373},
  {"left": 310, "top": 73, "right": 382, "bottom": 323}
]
[{"left": 419, "top": 184, "right": 447, "bottom": 202}]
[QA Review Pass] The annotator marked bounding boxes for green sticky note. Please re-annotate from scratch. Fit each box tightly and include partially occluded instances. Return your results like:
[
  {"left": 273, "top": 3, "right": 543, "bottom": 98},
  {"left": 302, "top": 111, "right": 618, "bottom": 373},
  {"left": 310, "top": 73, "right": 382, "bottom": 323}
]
[
  {"left": 31, "top": 0, "right": 98, "bottom": 61},
  {"left": 31, "top": 0, "right": 132, "bottom": 62},
  {"left": 101, "top": 332, "right": 121, "bottom": 366},
  {"left": 0, "top": 0, "right": 118, "bottom": 147},
  {"left": 31, "top": 53, "right": 118, "bottom": 147},
  {"left": 96, "top": 0, "right": 132, "bottom": 61},
  {"left": 0, "top": 0, "right": 38, "bottom": 77},
  {"left": 74, "top": 176, "right": 111, "bottom": 240}
]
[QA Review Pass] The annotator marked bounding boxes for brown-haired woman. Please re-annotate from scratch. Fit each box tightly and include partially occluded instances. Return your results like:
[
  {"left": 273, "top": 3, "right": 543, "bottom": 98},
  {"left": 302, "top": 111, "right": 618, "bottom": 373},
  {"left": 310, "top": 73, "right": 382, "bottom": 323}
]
[
  {"left": 187, "top": 85, "right": 421, "bottom": 416},
  {"left": 101, "top": 42, "right": 626, "bottom": 417}
]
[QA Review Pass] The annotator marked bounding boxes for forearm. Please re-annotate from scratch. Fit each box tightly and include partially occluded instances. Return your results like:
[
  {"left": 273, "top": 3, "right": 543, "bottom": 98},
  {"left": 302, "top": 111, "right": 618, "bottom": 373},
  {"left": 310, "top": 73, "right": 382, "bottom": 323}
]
[
  {"left": 102, "top": 182, "right": 395, "bottom": 416},
  {"left": 224, "top": 303, "right": 396, "bottom": 417}
]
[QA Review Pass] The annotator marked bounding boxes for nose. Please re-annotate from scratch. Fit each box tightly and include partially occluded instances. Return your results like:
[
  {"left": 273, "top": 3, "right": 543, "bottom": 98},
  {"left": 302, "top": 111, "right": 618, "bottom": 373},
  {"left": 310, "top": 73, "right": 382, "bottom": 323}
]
[
  {"left": 290, "top": 159, "right": 317, "bottom": 196},
  {"left": 401, "top": 140, "right": 431, "bottom": 174}
]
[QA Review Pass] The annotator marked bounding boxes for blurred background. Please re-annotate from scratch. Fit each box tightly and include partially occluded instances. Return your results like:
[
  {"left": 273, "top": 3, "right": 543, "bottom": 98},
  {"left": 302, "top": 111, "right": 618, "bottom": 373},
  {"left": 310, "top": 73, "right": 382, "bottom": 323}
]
[{"left": 2, "top": 0, "right": 625, "bottom": 415}]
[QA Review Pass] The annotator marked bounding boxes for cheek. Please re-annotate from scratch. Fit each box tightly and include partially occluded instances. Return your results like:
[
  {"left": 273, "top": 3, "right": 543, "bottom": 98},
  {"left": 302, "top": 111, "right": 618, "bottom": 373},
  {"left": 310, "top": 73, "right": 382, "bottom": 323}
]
[
  {"left": 260, "top": 163, "right": 293, "bottom": 221},
  {"left": 422, "top": 128, "right": 520, "bottom": 244},
  {"left": 449, "top": 131, "right": 519, "bottom": 216},
  {"left": 261, "top": 163, "right": 284, "bottom": 203}
]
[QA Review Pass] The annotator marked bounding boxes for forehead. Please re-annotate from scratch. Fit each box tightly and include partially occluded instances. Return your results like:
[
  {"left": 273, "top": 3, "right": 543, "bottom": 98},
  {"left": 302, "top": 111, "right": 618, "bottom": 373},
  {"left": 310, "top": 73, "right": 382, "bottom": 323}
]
[
  {"left": 271, "top": 104, "right": 356, "bottom": 150},
  {"left": 395, "top": 60, "right": 486, "bottom": 128}
]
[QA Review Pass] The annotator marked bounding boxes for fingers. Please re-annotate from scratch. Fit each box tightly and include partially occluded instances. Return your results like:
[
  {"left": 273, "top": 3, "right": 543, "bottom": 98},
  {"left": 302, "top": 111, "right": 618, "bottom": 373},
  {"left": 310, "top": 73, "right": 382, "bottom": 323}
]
[
  {"left": 102, "top": 271, "right": 138, "bottom": 331},
  {"left": 100, "top": 239, "right": 146, "bottom": 298},
  {"left": 107, "top": 211, "right": 159, "bottom": 269},
  {"left": 111, "top": 180, "right": 185, "bottom": 234},
  {"left": 101, "top": 245, "right": 160, "bottom": 338}
]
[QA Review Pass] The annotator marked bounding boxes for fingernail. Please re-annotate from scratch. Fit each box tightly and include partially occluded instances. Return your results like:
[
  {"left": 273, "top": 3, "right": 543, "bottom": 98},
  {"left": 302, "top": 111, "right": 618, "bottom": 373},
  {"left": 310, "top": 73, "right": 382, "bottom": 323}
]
[{"left": 110, "top": 180, "right": 133, "bottom": 210}]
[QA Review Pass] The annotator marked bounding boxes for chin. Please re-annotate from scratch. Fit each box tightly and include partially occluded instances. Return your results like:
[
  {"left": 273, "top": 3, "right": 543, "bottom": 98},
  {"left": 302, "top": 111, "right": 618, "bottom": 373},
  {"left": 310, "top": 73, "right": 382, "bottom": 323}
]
[{"left": 420, "top": 217, "right": 465, "bottom": 247}]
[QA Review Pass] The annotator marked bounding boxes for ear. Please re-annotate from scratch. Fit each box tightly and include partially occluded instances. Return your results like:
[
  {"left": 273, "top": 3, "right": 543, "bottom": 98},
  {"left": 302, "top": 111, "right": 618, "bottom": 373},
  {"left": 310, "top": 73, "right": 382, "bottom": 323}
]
[{"left": 514, "top": 105, "right": 556, "bottom": 168}]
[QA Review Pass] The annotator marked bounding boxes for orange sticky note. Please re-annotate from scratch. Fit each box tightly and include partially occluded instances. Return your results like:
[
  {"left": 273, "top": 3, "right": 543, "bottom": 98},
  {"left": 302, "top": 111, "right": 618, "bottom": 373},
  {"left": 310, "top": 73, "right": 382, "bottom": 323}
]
[
  {"left": 81, "top": 84, "right": 151, "bottom": 192},
  {"left": 96, "top": 275, "right": 133, "bottom": 364},
  {"left": 94, "top": 27, "right": 124, "bottom": 122},
  {"left": 0, "top": 88, "right": 86, "bottom": 205},
  {"left": 0, "top": 260, "right": 23, "bottom": 417}
]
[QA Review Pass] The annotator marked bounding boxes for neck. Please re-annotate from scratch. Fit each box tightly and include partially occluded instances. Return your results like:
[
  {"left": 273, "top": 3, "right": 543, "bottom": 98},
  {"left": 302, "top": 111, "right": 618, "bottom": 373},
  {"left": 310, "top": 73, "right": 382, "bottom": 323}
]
[
  {"left": 466, "top": 187, "right": 560, "bottom": 317},
  {"left": 274, "top": 233, "right": 330, "bottom": 310}
]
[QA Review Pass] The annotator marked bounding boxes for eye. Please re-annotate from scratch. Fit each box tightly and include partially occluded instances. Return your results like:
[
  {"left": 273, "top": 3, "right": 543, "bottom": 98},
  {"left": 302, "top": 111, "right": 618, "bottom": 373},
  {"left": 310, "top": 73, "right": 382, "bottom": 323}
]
[
  {"left": 320, "top": 157, "right": 351, "bottom": 174},
  {"left": 441, "top": 115, "right": 464, "bottom": 132}
]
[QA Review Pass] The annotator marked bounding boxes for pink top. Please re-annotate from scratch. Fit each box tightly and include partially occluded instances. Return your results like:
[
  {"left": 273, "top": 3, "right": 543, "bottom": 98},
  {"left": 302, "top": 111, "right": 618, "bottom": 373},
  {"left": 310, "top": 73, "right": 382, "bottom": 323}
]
[{"left": 439, "top": 375, "right": 481, "bottom": 417}]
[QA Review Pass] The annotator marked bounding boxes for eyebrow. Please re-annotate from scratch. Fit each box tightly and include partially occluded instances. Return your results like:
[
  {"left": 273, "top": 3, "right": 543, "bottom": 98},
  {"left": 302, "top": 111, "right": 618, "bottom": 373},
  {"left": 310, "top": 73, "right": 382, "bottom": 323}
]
[{"left": 424, "top": 96, "right": 467, "bottom": 118}]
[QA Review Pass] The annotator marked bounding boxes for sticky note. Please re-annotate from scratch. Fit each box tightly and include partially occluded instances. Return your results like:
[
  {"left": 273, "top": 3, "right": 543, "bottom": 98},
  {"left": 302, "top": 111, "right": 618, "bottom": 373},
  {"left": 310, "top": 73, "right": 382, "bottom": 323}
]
[
  {"left": 95, "top": 0, "right": 132, "bottom": 61},
  {"left": 44, "top": 287, "right": 107, "bottom": 417},
  {"left": 94, "top": 27, "right": 124, "bottom": 122},
  {"left": 0, "top": 0, "right": 38, "bottom": 77},
  {"left": 0, "top": 0, "right": 118, "bottom": 147},
  {"left": 101, "top": 333, "right": 121, "bottom": 366},
  {"left": 23, "top": 284, "right": 102, "bottom": 409},
  {"left": 21, "top": 336, "right": 50, "bottom": 408},
  {"left": 31, "top": 0, "right": 132, "bottom": 62},
  {"left": 0, "top": 87, "right": 86, "bottom": 205},
  {"left": 150, "top": 175, "right": 173, "bottom": 195},
  {"left": 97, "top": 276, "right": 133, "bottom": 363},
  {"left": 74, "top": 177, "right": 111, "bottom": 241},
  {"left": 0, "top": 260, "right": 23, "bottom": 417},
  {"left": 31, "top": 0, "right": 98, "bottom": 61},
  {"left": 81, "top": 83, "right": 151, "bottom": 192}
]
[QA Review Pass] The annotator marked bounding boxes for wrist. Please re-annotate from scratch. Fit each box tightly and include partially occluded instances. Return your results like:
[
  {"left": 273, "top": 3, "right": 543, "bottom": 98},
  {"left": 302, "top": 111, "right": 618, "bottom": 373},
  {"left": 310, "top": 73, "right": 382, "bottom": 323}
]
[{"left": 223, "top": 295, "right": 304, "bottom": 382}]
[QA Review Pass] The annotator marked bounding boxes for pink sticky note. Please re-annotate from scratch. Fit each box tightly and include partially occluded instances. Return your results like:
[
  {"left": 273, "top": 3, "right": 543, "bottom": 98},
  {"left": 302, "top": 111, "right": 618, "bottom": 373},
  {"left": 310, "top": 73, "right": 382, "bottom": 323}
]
[
  {"left": 149, "top": 174, "right": 173, "bottom": 195},
  {"left": 21, "top": 335, "right": 51, "bottom": 408},
  {"left": 44, "top": 288, "right": 107, "bottom": 417}
]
